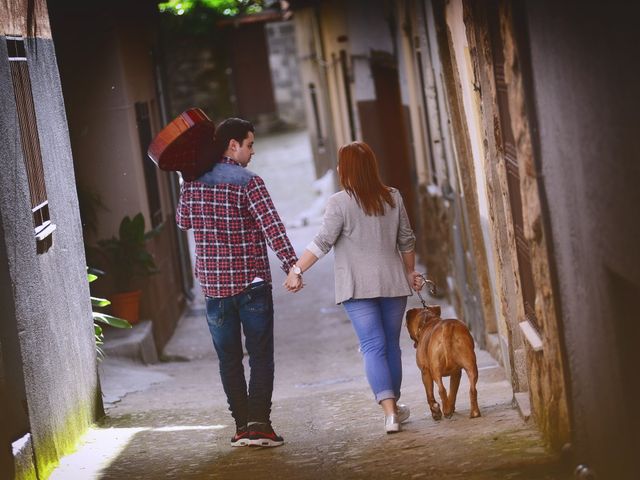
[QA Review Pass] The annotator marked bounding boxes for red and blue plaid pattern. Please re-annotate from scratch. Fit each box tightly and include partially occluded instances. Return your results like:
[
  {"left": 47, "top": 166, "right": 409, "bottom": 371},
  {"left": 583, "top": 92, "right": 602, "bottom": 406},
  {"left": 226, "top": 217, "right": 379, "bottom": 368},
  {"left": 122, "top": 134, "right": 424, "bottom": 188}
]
[{"left": 176, "top": 159, "right": 297, "bottom": 298}]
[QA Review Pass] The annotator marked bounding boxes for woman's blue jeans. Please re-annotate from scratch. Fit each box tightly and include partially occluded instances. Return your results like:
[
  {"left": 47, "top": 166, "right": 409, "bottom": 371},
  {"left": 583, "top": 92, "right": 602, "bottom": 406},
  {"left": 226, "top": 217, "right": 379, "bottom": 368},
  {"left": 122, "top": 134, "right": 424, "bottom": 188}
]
[
  {"left": 342, "top": 296, "right": 408, "bottom": 403},
  {"left": 205, "top": 281, "right": 274, "bottom": 428}
]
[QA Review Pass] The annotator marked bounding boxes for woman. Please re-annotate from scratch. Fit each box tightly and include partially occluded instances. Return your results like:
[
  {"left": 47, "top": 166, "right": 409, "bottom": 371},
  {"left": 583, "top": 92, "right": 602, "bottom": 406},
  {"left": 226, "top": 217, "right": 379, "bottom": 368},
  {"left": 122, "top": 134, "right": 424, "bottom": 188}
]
[{"left": 285, "top": 141, "right": 421, "bottom": 433}]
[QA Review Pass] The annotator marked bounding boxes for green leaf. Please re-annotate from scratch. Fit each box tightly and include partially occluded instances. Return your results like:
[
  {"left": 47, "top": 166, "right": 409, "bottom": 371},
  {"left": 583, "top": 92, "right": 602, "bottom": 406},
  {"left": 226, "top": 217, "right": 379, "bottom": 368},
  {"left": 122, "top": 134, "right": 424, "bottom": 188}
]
[
  {"left": 88, "top": 273, "right": 98, "bottom": 283},
  {"left": 158, "top": 0, "right": 196, "bottom": 14},
  {"left": 92, "top": 312, "right": 132, "bottom": 329},
  {"left": 119, "top": 215, "right": 132, "bottom": 243},
  {"left": 88, "top": 266, "right": 106, "bottom": 277},
  {"left": 130, "top": 213, "right": 146, "bottom": 242},
  {"left": 94, "top": 324, "right": 103, "bottom": 336},
  {"left": 91, "top": 296, "right": 111, "bottom": 307}
]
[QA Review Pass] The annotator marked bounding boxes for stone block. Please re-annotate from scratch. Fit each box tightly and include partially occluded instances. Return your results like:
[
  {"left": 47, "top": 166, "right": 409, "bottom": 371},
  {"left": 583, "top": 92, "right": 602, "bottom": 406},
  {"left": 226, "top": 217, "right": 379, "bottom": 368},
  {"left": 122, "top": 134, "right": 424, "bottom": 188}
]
[{"left": 102, "top": 320, "right": 158, "bottom": 365}]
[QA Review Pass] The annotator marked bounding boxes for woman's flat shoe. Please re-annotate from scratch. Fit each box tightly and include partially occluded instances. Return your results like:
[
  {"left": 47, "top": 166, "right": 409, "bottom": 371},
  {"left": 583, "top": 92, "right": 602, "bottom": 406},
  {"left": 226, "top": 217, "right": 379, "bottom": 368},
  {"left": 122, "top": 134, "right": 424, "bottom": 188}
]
[
  {"left": 397, "top": 404, "right": 410, "bottom": 423},
  {"left": 385, "top": 414, "right": 400, "bottom": 433}
]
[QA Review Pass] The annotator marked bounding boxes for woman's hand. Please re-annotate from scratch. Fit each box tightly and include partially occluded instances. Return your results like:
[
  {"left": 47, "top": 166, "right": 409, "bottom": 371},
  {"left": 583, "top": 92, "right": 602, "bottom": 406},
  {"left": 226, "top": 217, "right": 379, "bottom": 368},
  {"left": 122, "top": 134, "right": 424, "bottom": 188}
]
[
  {"left": 407, "top": 271, "right": 423, "bottom": 291},
  {"left": 401, "top": 251, "right": 422, "bottom": 291},
  {"left": 284, "top": 269, "right": 303, "bottom": 293}
]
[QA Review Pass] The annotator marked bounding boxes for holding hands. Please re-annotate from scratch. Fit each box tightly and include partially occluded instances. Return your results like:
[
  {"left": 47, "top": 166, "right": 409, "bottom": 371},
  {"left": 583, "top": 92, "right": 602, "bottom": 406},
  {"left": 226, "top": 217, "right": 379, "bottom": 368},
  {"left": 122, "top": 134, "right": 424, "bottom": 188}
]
[
  {"left": 283, "top": 251, "right": 319, "bottom": 293},
  {"left": 284, "top": 265, "right": 304, "bottom": 293}
]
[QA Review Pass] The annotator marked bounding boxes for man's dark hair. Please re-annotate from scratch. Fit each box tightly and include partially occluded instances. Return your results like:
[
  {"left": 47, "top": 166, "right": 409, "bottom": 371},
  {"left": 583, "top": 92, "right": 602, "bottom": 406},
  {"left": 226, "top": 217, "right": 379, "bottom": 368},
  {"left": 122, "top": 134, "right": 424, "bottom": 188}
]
[{"left": 213, "top": 118, "right": 254, "bottom": 160}]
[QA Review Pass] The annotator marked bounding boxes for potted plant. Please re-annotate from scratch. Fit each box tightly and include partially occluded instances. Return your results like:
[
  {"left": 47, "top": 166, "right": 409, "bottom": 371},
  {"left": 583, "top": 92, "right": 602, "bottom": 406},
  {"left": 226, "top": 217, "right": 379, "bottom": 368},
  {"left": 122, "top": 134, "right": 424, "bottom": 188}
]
[
  {"left": 88, "top": 267, "right": 131, "bottom": 359},
  {"left": 97, "top": 213, "right": 161, "bottom": 323}
]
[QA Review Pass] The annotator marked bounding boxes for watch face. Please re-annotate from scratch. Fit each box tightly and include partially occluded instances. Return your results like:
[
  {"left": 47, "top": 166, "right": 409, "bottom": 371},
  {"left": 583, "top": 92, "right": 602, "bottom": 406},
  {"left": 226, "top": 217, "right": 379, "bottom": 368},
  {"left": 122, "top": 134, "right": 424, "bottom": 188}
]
[{"left": 293, "top": 266, "right": 302, "bottom": 275}]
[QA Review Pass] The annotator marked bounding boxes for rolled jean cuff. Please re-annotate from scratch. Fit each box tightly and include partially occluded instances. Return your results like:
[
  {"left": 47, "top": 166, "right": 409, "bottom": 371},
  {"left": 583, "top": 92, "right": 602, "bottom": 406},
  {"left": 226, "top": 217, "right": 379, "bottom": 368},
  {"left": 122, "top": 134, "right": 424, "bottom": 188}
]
[{"left": 375, "top": 389, "right": 397, "bottom": 403}]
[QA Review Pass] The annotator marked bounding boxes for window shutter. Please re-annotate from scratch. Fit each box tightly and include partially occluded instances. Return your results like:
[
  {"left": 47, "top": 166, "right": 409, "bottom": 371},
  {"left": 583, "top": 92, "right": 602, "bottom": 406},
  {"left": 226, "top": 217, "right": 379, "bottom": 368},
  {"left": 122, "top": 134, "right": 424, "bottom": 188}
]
[{"left": 7, "top": 36, "right": 55, "bottom": 254}]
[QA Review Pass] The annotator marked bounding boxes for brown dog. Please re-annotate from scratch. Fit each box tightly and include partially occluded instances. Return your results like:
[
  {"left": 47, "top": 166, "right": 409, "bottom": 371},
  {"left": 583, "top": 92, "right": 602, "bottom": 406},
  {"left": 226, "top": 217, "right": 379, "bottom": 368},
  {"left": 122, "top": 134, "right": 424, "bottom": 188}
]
[{"left": 406, "top": 305, "right": 481, "bottom": 420}]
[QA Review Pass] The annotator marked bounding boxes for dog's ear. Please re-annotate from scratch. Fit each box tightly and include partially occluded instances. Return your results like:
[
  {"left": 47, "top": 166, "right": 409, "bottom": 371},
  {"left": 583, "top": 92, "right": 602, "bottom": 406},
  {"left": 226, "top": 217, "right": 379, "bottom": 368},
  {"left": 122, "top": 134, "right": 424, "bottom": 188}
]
[
  {"left": 406, "top": 308, "right": 420, "bottom": 324},
  {"left": 405, "top": 309, "right": 420, "bottom": 343},
  {"left": 405, "top": 310, "right": 414, "bottom": 328}
]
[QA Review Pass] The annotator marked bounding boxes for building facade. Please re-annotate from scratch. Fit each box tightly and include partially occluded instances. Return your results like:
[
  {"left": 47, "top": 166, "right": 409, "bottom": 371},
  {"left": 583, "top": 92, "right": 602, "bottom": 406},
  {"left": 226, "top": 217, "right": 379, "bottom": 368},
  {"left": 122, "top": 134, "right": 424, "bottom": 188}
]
[
  {"left": 0, "top": 1, "right": 101, "bottom": 477},
  {"left": 47, "top": 0, "right": 191, "bottom": 352},
  {"left": 290, "top": 0, "right": 639, "bottom": 478}
]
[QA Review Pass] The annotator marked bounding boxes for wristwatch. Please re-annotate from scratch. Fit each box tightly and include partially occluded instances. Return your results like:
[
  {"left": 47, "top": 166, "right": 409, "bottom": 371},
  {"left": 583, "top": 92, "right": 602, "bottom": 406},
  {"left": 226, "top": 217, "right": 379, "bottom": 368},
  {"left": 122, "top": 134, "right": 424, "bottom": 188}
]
[{"left": 292, "top": 264, "right": 302, "bottom": 276}]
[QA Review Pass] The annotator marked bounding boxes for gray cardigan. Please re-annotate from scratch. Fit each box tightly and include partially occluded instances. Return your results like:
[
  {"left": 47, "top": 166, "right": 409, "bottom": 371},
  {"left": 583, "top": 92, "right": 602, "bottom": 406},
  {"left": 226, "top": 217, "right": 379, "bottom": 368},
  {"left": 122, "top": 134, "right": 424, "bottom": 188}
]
[{"left": 307, "top": 188, "right": 416, "bottom": 304}]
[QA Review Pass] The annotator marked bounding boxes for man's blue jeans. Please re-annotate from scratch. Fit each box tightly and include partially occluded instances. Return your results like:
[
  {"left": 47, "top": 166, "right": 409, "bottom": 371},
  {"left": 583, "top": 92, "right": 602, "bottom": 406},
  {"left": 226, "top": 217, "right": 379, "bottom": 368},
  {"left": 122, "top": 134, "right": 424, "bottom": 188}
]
[
  {"left": 342, "top": 296, "right": 408, "bottom": 403},
  {"left": 205, "top": 281, "right": 274, "bottom": 427}
]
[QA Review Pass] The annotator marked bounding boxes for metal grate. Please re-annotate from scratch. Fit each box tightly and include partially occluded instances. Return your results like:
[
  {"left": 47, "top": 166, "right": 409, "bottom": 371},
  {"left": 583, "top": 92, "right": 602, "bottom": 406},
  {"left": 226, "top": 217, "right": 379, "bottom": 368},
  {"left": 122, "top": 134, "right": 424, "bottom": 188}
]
[{"left": 7, "top": 36, "right": 54, "bottom": 253}]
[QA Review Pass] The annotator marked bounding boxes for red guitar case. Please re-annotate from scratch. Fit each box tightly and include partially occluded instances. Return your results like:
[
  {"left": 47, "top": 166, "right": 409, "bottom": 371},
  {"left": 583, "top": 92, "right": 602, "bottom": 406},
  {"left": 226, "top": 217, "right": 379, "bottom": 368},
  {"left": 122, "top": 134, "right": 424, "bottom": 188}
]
[{"left": 147, "top": 108, "right": 216, "bottom": 181}]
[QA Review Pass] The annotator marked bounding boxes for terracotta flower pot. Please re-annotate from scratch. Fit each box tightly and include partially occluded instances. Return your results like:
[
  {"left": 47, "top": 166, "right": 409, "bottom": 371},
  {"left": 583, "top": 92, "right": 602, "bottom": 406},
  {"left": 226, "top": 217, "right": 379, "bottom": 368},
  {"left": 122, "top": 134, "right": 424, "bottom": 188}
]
[{"left": 110, "top": 290, "right": 142, "bottom": 324}]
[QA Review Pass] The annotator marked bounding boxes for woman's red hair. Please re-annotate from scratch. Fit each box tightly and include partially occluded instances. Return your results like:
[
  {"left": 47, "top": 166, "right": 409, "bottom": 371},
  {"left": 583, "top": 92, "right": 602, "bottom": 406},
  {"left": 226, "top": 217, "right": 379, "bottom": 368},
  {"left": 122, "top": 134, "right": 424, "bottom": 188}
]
[{"left": 337, "top": 141, "right": 395, "bottom": 216}]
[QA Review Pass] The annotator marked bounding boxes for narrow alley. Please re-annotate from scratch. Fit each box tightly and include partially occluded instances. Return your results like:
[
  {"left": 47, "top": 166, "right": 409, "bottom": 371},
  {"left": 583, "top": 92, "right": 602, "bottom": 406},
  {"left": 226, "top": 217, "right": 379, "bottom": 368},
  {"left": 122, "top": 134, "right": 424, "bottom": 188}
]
[
  {"left": 49, "top": 131, "right": 566, "bottom": 480},
  {"left": 3, "top": 1, "right": 638, "bottom": 479}
]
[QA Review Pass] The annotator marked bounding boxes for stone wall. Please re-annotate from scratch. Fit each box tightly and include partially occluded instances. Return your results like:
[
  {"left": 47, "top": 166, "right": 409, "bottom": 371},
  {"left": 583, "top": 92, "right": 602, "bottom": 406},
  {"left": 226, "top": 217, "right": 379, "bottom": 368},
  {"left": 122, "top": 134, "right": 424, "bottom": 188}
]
[
  {"left": 0, "top": 30, "right": 100, "bottom": 479},
  {"left": 160, "top": 20, "right": 234, "bottom": 123},
  {"left": 523, "top": 0, "right": 640, "bottom": 476},
  {"left": 266, "top": 20, "right": 306, "bottom": 128}
]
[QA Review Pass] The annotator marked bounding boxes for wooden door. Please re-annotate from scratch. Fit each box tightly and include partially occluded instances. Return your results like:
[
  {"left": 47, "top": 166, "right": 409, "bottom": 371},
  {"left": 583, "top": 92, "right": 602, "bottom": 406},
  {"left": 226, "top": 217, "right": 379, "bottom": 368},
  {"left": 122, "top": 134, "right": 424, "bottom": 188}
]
[
  {"left": 367, "top": 51, "right": 417, "bottom": 227},
  {"left": 487, "top": 6, "right": 539, "bottom": 330},
  {"left": 229, "top": 23, "right": 277, "bottom": 120}
]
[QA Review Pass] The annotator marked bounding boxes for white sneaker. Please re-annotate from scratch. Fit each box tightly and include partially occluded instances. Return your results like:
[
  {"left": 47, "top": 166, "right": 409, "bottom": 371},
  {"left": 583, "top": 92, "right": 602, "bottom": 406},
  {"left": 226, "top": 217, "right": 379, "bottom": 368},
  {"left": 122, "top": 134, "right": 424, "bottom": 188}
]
[
  {"left": 397, "top": 404, "right": 410, "bottom": 423},
  {"left": 385, "top": 414, "right": 400, "bottom": 433}
]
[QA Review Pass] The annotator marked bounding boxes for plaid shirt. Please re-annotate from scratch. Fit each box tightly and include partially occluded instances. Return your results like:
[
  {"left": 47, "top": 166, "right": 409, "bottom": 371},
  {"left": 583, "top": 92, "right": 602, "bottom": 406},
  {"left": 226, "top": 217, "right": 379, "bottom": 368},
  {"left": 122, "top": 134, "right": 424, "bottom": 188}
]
[{"left": 176, "top": 157, "right": 297, "bottom": 298}]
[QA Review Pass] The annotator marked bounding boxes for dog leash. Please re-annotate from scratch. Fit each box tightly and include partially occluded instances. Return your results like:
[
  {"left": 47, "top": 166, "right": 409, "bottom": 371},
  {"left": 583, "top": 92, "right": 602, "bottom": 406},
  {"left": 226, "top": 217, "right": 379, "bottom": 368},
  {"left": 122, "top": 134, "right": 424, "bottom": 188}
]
[{"left": 415, "top": 274, "right": 437, "bottom": 308}]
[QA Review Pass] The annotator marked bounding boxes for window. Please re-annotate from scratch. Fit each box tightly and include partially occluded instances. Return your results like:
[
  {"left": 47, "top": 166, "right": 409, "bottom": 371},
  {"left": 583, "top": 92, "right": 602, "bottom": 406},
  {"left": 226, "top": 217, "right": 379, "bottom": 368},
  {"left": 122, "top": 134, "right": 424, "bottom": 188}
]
[{"left": 7, "top": 36, "right": 55, "bottom": 254}]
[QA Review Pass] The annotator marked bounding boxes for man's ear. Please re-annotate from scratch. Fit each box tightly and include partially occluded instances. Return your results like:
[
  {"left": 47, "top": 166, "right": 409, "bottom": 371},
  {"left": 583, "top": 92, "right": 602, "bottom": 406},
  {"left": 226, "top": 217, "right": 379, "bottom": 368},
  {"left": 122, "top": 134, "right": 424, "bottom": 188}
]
[{"left": 228, "top": 139, "right": 239, "bottom": 151}]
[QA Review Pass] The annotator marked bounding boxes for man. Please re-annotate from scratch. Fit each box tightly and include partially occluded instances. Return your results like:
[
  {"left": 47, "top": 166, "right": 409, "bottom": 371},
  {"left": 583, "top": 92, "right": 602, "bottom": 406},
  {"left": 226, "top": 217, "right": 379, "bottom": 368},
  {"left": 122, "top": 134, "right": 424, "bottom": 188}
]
[{"left": 176, "top": 118, "right": 302, "bottom": 447}]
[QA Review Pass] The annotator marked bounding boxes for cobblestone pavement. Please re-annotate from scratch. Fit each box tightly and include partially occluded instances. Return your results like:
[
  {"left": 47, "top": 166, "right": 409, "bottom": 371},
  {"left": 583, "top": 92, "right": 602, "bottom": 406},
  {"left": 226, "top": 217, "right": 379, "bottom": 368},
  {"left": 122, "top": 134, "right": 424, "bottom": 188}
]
[{"left": 50, "top": 130, "right": 569, "bottom": 480}]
